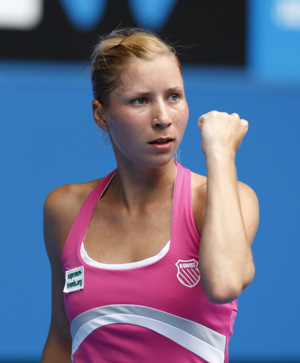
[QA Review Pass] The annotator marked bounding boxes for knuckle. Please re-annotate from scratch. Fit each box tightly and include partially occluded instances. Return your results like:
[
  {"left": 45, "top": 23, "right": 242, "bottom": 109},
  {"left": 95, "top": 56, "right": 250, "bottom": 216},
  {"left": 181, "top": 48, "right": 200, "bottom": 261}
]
[
  {"left": 243, "top": 119, "right": 249, "bottom": 128},
  {"left": 210, "top": 110, "right": 219, "bottom": 117}
]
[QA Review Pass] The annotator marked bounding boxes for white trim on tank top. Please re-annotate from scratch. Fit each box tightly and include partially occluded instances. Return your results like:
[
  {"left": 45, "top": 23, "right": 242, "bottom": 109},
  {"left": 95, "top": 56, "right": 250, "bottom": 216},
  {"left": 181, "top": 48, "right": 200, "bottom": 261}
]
[{"left": 80, "top": 240, "right": 171, "bottom": 270}]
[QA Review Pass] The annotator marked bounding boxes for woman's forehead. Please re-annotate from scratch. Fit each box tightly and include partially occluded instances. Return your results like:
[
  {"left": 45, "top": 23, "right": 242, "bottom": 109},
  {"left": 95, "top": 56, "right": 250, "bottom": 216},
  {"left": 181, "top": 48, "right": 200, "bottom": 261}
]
[{"left": 117, "top": 56, "right": 183, "bottom": 91}]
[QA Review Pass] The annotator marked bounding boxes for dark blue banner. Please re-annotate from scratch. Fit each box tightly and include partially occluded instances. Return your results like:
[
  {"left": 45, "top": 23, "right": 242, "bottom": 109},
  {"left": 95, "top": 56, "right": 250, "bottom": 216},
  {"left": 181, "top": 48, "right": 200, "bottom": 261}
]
[{"left": 0, "top": 0, "right": 246, "bottom": 64}]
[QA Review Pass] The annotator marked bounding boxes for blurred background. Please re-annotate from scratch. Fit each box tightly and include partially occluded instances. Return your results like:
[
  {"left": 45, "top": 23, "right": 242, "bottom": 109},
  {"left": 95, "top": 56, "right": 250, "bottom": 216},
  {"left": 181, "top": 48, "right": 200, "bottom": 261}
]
[{"left": 1, "top": 0, "right": 299, "bottom": 362}]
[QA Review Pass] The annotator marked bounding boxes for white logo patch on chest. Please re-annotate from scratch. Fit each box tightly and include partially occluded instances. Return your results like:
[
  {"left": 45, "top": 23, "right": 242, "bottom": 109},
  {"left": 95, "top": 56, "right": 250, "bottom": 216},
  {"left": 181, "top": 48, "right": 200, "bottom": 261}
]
[
  {"left": 63, "top": 266, "right": 84, "bottom": 293},
  {"left": 175, "top": 259, "right": 200, "bottom": 288}
]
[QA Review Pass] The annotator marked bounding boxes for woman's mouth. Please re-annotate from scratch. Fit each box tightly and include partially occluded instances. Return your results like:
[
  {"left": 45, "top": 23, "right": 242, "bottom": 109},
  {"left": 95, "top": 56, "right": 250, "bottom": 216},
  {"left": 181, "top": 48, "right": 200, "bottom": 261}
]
[
  {"left": 149, "top": 138, "right": 174, "bottom": 150},
  {"left": 149, "top": 138, "right": 173, "bottom": 144}
]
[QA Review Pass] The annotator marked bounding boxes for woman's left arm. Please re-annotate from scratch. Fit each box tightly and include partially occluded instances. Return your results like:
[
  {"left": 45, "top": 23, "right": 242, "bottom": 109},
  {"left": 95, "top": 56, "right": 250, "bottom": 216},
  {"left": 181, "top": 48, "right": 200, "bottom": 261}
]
[{"left": 197, "top": 111, "right": 259, "bottom": 304}]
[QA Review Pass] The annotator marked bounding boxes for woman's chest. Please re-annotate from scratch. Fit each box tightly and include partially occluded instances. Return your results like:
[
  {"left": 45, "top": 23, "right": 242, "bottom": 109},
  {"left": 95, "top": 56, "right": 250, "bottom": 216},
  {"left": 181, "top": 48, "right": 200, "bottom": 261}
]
[{"left": 83, "top": 203, "right": 172, "bottom": 264}]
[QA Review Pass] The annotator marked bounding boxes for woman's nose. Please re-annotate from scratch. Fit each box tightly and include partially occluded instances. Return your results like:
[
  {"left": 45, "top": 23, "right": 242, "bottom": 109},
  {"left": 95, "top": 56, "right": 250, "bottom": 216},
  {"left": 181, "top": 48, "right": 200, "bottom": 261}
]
[{"left": 152, "top": 102, "right": 171, "bottom": 128}]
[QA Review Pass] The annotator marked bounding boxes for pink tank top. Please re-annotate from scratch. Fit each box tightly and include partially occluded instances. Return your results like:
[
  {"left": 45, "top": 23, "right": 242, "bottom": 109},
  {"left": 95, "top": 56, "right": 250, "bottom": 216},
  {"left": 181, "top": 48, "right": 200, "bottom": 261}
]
[{"left": 61, "top": 162, "right": 237, "bottom": 363}]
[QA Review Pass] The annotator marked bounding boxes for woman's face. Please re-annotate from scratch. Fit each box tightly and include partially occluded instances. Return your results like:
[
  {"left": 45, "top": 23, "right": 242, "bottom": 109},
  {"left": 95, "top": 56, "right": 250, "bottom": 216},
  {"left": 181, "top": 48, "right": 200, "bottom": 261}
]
[{"left": 97, "top": 55, "right": 189, "bottom": 169}]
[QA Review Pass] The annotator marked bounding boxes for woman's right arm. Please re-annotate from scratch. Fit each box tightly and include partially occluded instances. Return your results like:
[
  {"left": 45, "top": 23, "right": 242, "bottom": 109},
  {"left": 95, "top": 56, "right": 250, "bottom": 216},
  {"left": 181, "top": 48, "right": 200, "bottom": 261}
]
[{"left": 41, "top": 188, "right": 73, "bottom": 362}]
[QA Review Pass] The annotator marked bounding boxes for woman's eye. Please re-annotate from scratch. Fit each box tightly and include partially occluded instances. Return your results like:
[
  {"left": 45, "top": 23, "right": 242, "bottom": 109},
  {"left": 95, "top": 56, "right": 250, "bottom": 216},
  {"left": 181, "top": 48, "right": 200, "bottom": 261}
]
[
  {"left": 169, "top": 93, "right": 179, "bottom": 101},
  {"left": 133, "top": 98, "right": 146, "bottom": 105}
]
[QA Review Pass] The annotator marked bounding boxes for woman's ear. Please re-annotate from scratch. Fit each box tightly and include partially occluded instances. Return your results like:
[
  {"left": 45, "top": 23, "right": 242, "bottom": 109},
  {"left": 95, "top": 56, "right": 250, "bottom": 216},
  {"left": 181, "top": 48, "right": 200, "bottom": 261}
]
[{"left": 92, "top": 99, "right": 109, "bottom": 132}]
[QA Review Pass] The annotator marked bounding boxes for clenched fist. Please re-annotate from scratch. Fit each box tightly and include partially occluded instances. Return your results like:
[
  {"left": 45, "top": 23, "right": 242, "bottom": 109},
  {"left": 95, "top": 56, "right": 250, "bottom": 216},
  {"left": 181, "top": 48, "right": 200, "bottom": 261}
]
[{"left": 198, "top": 111, "right": 248, "bottom": 158}]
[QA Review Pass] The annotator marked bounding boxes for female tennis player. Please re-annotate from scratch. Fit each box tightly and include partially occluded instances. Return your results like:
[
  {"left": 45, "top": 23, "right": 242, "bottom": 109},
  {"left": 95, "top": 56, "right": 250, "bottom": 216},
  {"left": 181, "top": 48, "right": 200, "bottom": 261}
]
[{"left": 41, "top": 28, "right": 259, "bottom": 363}]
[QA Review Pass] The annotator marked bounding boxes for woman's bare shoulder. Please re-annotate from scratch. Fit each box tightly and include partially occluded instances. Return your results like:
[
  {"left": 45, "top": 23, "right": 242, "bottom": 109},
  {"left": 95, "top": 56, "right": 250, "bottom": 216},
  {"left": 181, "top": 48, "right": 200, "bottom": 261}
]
[
  {"left": 191, "top": 172, "right": 258, "bottom": 203},
  {"left": 191, "top": 172, "right": 207, "bottom": 190},
  {"left": 191, "top": 172, "right": 207, "bottom": 203},
  {"left": 43, "top": 179, "right": 103, "bottom": 253},
  {"left": 44, "top": 179, "right": 102, "bottom": 216}
]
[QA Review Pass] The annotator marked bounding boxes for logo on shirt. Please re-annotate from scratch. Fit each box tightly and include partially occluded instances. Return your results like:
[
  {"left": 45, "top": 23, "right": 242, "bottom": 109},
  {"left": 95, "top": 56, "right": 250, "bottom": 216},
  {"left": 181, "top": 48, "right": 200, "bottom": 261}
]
[
  {"left": 63, "top": 266, "right": 84, "bottom": 293},
  {"left": 175, "top": 259, "right": 200, "bottom": 288}
]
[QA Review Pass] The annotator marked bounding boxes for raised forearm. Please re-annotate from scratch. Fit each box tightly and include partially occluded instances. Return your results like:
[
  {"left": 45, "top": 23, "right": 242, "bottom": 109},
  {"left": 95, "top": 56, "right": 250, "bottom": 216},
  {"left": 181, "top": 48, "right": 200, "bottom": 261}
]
[
  {"left": 200, "top": 153, "right": 254, "bottom": 304},
  {"left": 197, "top": 111, "right": 256, "bottom": 304}
]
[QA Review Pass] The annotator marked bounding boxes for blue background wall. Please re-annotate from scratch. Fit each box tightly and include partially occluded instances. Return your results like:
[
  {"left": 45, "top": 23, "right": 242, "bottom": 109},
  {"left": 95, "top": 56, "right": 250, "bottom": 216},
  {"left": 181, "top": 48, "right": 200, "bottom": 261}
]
[{"left": 1, "top": 0, "right": 300, "bottom": 361}]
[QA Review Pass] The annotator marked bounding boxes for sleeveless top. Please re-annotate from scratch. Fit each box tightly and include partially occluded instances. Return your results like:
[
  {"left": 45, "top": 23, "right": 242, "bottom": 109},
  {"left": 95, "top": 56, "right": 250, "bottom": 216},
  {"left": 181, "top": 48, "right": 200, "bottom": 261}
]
[{"left": 61, "top": 162, "right": 238, "bottom": 363}]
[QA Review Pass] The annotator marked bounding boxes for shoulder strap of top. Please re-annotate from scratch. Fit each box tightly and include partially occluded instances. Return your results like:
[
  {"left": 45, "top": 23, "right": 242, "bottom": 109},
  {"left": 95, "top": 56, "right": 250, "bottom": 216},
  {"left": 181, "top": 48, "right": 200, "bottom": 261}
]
[
  {"left": 61, "top": 169, "right": 116, "bottom": 261},
  {"left": 172, "top": 162, "right": 200, "bottom": 251}
]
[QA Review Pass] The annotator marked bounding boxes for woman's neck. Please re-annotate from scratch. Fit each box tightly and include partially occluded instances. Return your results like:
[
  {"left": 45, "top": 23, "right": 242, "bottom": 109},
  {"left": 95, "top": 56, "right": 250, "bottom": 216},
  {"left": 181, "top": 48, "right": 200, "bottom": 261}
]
[{"left": 108, "top": 161, "right": 177, "bottom": 211}]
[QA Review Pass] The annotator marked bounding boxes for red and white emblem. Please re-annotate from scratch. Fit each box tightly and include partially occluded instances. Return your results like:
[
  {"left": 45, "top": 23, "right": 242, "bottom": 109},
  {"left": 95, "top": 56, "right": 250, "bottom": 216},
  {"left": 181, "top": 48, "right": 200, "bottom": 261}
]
[{"left": 175, "top": 259, "right": 200, "bottom": 288}]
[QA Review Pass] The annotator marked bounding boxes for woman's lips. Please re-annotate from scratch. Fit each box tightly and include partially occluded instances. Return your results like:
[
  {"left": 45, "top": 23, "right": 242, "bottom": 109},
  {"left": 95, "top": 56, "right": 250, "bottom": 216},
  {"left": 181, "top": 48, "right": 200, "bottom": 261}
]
[{"left": 149, "top": 138, "right": 174, "bottom": 150}]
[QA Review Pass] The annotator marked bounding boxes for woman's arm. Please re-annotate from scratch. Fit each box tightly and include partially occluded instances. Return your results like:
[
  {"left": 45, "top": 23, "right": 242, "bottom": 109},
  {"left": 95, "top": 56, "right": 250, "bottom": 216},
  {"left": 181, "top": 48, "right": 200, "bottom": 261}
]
[
  {"left": 197, "top": 111, "right": 259, "bottom": 304},
  {"left": 41, "top": 188, "right": 73, "bottom": 362}
]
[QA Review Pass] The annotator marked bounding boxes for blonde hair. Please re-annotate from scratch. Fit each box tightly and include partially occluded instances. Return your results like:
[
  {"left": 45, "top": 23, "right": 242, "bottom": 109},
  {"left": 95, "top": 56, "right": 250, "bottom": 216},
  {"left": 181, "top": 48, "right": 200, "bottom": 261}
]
[{"left": 91, "top": 28, "right": 181, "bottom": 105}]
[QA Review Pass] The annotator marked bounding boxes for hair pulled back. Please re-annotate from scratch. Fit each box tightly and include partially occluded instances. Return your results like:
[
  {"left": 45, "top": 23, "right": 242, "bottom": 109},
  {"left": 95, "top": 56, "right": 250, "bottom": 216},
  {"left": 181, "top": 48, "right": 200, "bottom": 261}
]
[{"left": 91, "top": 28, "right": 181, "bottom": 106}]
